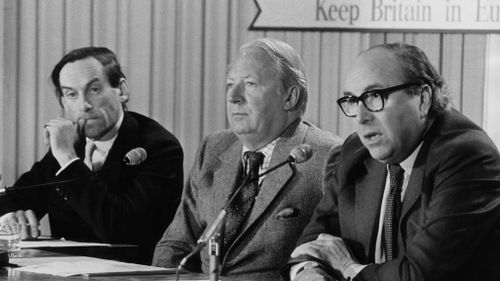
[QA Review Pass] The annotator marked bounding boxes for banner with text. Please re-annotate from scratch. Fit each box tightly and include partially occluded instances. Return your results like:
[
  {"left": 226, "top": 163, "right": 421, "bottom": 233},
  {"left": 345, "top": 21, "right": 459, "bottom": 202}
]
[{"left": 251, "top": 0, "right": 500, "bottom": 32}]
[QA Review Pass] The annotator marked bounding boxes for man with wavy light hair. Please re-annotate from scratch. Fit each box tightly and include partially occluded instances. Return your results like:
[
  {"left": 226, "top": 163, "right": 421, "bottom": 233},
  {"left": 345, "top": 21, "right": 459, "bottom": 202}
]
[{"left": 153, "top": 38, "right": 342, "bottom": 279}]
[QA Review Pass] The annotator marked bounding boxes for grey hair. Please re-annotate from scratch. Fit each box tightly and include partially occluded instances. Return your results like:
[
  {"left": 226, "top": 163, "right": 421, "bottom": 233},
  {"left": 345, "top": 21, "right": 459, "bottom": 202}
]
[
  {"left": 367, "top": 42, "right": 451, "bottom": 118},
  {"left": 240, "top": 38, "right": 308, "bottom": 115}
]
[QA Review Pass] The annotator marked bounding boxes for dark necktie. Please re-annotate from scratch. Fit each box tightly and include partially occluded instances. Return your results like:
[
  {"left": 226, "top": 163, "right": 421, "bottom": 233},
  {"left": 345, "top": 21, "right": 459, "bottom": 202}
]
[
  {"left": 224, "top": 151, "right": 264, "bottom": 247},
  {"left": 383, "top": 164, "right": 404, "bottom": 261}
]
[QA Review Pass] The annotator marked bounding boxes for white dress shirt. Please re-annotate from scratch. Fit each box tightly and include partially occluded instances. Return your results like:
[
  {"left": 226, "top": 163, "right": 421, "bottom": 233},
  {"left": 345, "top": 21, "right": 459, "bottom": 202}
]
[
  {"left": 56, "top": 112, "right": 124, "bottom": 175},
  {"left": 242, "top": 137, "right": 279, "bottom": 185}
]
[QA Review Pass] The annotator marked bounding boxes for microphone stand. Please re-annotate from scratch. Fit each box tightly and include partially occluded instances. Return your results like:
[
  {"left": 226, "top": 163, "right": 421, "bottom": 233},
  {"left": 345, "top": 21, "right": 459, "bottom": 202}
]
[
  {"left": 208, "top": 222, "right": 223, "bottom": 281},
  {"left": 176, "top": 157, "right": 299, "bottom": 276},
  {"left": 3, "top": 159, "right": 130, "bottom": 192},
  {"left": 177, "top": 176, "right": 248, "bottom": 270}
]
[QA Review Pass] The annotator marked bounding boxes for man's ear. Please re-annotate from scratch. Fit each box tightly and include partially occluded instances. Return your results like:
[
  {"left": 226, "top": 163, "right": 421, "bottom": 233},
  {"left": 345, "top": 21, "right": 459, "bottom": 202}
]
[
  {"left": 284, "top": 85, "right": 299, "bottom": 111},
  {"left": 419, "top": 85, "right": 432, "bottom": 118},
  {"left": 118, "top": 78, "right": 130, "bottom": 104}
]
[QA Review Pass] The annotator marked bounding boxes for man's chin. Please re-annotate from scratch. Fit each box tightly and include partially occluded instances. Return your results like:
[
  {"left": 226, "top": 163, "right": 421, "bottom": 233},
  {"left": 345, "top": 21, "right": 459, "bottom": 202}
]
[
  {"left": 230, "top": 124, "right": 251, "bottom": 135},
  {"left": 83, "top": 127, "right": 105, "bottom": 140},
  {"left": 368, "top": 148, "right": 394, "bottom": 164}
]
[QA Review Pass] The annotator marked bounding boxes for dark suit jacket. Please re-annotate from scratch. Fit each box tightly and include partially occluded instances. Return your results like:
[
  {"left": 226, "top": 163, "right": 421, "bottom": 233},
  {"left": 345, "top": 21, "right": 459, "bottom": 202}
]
[
  {"left": 0, "top": 111, "right": 183, "bottom": 264},
  {"left": 153, "top": 119, "right": 342, "bottom": 280},
  {"left": 295, "top": 109, "right": 500, "bottom": 281}
]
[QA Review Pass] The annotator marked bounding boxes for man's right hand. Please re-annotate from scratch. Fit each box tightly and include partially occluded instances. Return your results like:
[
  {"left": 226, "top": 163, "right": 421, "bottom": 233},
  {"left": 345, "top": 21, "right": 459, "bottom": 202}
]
[
  {"left": 43, "top": 118, "right": 79, "bottom": 167},
  {"left": 0, "top": 210, "right": 40, "bottom": 239},
  {"left": 293, "top": 267, "right": 336, "bottom": 281}
]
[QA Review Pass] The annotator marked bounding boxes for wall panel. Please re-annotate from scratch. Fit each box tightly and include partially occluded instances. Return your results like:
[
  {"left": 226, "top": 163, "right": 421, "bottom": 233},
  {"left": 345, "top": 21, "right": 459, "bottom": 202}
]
[
  {"left": 150, "top": 0, "right": 177, "bottom": 131},
  {"left": 65, "top": 0, "right": 92, "bottom": 49},
  {"left": 462, "top": 34, "right": 487, "bottom": 125},
  {"left": 92, "top": 0, "right": 118, "bottom": 48},
  {"left": 17, "top": 0, "right": 38, "bottom": 173},
  {"left": 319, "top": 33, "right": 341, "bottom": 134},
  {"left": 485, "top": 35, "right": 500, "bottom": 147},
  {"left": 37, "top": 0, "right": 65, "bottom": 162},
  {"left": 0, "top": 0, "right": 4, "bottom": 185},
  {"left": 441, "top": 34, "right": 464, "bottom": 110},
  {"left": 1, "top": 0, "right": 498, "bottom": 186},
  {"left": 3, "top": 0, "right": 20, "bottom": 184},
  {"left": 202, "top": 0, "right": 230, "bottom": 136},
  {"left": 127, "top": 0, "right": 153, "bottom": 114},
  {"left": 175, "top": 0, "right": 204, "bottom": 174},
  {"left": 302, "top": 32, "right": 322, "bottom": 125}
]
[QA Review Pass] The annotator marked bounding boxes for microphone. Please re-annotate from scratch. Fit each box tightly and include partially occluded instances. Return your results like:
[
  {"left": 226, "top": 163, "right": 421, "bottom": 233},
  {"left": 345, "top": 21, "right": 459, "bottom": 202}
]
[
  {"left": 123, "top": 147, "right": 147, "bottom": 165},
  {"left": 289, "top": 144, "right": 313, "bottom": 163},
  {"left": 4, "top": 147, "right": 147, "bottom": 192},
  {"left": 177, "top": 144, "right": 314, "bottom": 270},
  {"left": 257, "top": 144, "right": 313, "bottom": 178}
]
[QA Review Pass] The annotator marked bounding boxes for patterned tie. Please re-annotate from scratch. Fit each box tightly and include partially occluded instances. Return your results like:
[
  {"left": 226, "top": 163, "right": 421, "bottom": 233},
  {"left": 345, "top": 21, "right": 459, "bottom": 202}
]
[
  {"left": 224, "top": 151, "right": 264, "bottom": 247},
  {"left": 84, "top": 142, "right": 97, "bottom": 170},
  {"left": 383, "top": 164, "right": 404, "bottom": 260}
]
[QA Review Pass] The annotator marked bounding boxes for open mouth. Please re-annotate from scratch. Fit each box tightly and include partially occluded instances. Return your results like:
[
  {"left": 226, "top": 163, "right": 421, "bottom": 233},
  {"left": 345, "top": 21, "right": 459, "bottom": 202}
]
[{"left": 363, "top": 132, "right": 381, "bottom": 141}]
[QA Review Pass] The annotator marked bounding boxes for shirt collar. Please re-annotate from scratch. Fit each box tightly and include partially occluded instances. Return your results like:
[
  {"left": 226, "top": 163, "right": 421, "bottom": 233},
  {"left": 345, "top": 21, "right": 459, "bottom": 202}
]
[
  {"left": 86, "top": 111, "right": 124, "bottom": 155},
  {"left": 242, "top": 137, "right": 280, "bottom": 171},
  {"left": 398, "top": 142, "right": 423, "bottom": 174}
]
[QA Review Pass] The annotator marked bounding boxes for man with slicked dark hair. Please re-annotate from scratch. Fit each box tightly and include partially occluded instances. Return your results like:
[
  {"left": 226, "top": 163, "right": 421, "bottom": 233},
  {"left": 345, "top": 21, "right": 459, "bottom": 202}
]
[{"left": 0, "top": 47, "right": 183, "bottom": 264}]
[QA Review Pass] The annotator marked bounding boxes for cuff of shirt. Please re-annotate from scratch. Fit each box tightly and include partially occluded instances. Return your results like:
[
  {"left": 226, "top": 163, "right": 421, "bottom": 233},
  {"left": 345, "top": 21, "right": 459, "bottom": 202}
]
[
  {"left": 290, "top": 261, "right": 321, "bottom": 280},
  {"left": 55, "top": 158, "right": 80, "bottom": 176},
  {"left": 343, "top": 263, "right": 367, "bottom": 280}
]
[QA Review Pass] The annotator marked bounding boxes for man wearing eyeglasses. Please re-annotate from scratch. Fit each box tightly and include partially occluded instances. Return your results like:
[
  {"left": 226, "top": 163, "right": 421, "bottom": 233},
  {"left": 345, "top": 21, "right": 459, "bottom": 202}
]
[{"left": 284, "top": 43, "right": 500, "bottom": 281}]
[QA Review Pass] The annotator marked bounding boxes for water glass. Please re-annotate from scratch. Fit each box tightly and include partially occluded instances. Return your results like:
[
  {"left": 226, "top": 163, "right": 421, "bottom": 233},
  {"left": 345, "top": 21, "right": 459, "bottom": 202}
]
[{"left": 0, "top": 223, "right": 21, "bottom": 257}]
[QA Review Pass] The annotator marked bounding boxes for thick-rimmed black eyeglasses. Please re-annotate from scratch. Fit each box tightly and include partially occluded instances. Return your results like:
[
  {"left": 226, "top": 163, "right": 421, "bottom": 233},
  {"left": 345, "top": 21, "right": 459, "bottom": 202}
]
[{"left": 336, "top": 82, "right": 420, "bottom": 117}]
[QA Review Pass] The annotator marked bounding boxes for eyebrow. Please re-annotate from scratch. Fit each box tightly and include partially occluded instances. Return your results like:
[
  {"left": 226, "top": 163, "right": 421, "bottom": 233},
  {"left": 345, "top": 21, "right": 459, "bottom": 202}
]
[
  {"left": 362, "top": 83, "right": 385, "bottom": 92},
  {"left": 343, "top": 83, "right": 385, "bottom": 97},
  {"left": 225, "top": 73, "right": 260, "bottom": 82},
  {"left": 61, "top": 78, "right": 100, "bottom": 92}
]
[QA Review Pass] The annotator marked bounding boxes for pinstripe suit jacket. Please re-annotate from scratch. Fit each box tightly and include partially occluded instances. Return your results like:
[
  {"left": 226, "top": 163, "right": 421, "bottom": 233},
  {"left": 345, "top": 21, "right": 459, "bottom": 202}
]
[{"left": 295, "top": 109, "right": 500, "bottom": 281}]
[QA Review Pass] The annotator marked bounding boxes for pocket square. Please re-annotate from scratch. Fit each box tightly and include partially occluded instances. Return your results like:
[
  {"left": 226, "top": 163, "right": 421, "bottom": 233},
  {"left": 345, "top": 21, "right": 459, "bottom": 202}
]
[{"left": 275, "top": 207, "right": 297, "bottom": 219}]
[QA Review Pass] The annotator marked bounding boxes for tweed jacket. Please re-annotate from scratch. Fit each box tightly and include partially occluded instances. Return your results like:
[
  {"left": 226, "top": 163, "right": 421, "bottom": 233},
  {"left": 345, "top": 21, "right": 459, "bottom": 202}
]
[{"left": 153, "top": 119, "right": 342, "bottom": 280}]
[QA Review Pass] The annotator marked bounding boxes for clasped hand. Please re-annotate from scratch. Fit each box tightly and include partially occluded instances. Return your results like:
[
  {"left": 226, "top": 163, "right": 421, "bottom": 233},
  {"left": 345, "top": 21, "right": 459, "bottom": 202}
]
[
  {"left": 0, "top": 210, "right": 40, "bottom": 239},
  {"left": 43, "top": 117, "right": 80, "bottom": 167},
  {"left": 291, "top": 233, "right": 359, "bottom": 281}
]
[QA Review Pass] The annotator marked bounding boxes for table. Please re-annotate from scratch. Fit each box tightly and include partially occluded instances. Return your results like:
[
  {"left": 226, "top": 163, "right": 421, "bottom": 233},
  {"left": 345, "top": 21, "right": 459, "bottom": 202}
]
[
  {"left": 0, "top": 249, "right": 260, "bottom": 281},
  {"left": 0, "top": 267, "right": 212, "bottom": 281}
]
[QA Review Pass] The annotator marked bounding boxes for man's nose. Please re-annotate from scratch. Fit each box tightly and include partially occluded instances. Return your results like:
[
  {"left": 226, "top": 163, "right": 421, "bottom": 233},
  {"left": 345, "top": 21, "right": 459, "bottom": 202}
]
[
  {"left": 227, "top": 82, "right": 245, "bottom": 104},
  {"left": 355, "top": 102, "right": 372, "bottom": 124},
  {"left": 77, "top": 95, "right": 92, "bottom": 111}
]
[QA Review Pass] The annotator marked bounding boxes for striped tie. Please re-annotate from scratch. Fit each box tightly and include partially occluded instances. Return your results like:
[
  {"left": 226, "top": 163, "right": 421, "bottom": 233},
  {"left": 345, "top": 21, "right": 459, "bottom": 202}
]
[
  {"left": 224, "top": 151, "right": 264, "bottom": 247},
  {"left": 84, "top": 142, "right": 96, "bottom": 170},
  {"left": 383, "top": 164, "right": 404, "bottom": 260}
]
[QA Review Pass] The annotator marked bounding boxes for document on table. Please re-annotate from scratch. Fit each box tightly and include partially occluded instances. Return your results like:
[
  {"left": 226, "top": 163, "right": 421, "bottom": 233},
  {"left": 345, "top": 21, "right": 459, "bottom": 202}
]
[
  {"left": 12, "top": 256, "right": 177, "bottom": 277},
  {"left": 19, "top": 236, "right": 134, "bottom": 248},
  {"left": 20, "top": 239, "right": 111, "bottom": 248}
]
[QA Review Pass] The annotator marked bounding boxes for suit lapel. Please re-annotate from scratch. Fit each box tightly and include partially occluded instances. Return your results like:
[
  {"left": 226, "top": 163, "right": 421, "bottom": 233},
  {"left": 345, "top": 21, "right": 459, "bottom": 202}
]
[
  {"left": 100, "top": 112, "right": 138, "bottom": 183},
  {"left": 355, "top": 158, "right": 386, "bottom": 259},
  {"left": 401, "top": 117, "right": 435, "bottom": 221},
  {"left": 213, "top": 141, "right": 244, "bottom": 214},
  {"left": 228, "top": 120, "right": 306, "bottom": 249},
  {"left": 401, "top": 144, "right": 428, "bottom": 222}
]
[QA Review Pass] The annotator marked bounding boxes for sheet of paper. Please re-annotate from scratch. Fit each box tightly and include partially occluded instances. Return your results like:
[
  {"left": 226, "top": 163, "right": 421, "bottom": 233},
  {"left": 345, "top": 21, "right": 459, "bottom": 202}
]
[
  {"left": 13, "top": 256, "right": 177, "bottom": 277},
  {"left": 19, "top": 239, "right": 113, "bottom": 248},
  {"left": 11, "top": 255, "right": 99, "bottom": 267}
]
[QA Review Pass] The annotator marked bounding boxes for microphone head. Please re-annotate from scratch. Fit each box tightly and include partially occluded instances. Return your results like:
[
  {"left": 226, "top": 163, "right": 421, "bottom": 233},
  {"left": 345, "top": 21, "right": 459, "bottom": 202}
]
[
  {"left": 289, "top": 144, "right": 313, "bottom": 164},
  {"left": 124, "top": 147, "right": 147, "bottom": 166}
]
